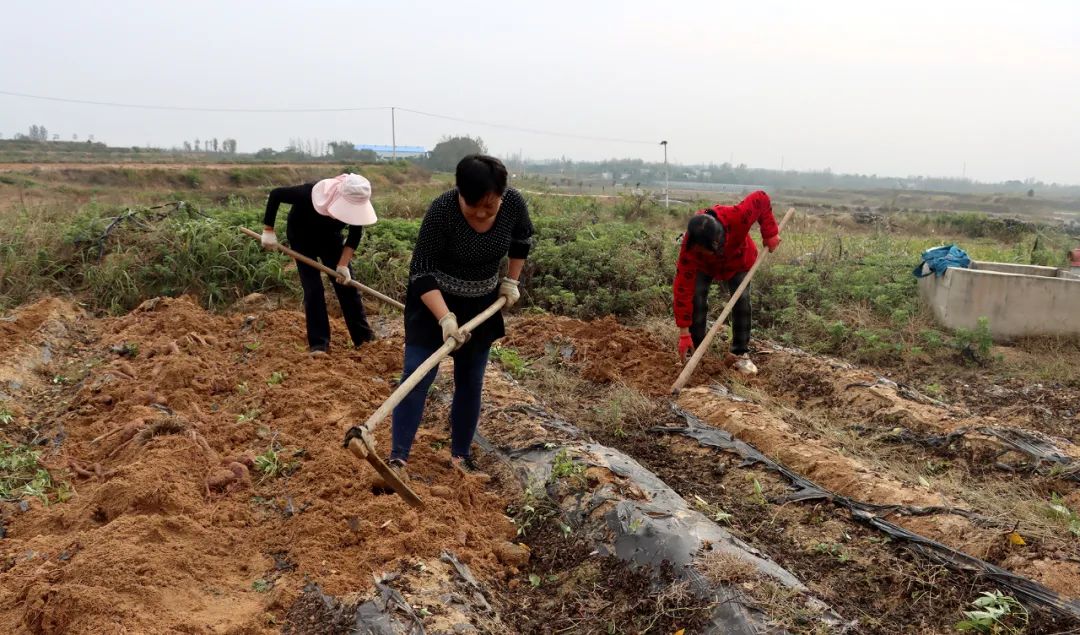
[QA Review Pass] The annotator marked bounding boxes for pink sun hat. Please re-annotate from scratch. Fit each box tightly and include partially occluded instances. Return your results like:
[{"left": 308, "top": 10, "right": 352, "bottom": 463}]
[{"left": 311, "top": 173, "right": 377, "bottom": 226}]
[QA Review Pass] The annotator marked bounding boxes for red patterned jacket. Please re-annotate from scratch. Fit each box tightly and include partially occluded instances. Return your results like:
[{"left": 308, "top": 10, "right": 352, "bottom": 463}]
[{"left": 673, "top": 191, "right": 779, "bottom": 328}]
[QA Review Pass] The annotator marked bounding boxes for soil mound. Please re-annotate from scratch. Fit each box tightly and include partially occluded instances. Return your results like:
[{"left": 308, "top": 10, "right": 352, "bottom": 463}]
[
  {"left": 0, "top": 297, "right": 516, "bottom": 634},
  {"left": 506, "top": 315, "right": 728, "bottom": 395}
]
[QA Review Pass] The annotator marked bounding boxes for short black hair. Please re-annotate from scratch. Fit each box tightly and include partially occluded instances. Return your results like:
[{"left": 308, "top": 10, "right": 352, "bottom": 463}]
[
  {"left": 686, "top": 213, "right": 725, "bottom": 253},
  {"left": 456, "top": 155, "right": 508, "bottom": 206}
]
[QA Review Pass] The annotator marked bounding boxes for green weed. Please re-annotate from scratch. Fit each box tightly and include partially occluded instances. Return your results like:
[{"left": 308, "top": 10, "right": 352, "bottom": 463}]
[
  {"left": 1047, "top": 493, "right": 1080, "bottom": 537},
  {"left": 549, "top": 449, "right": 585, "bottom": 484},
  {"left": 237, "top": 409, "right": 260, "bottom": 423},
  {"left": 0, "top": 403, "right": 13, "bottom": 426},
  {"left": 812, "top": 542, "right": 851, "bottom": 564},
  {"left": 509, "top": 482, "right": 558, "bottom": 537},
  {"left": 749, "top": 477, "right": 768, "bottom": 506},
  {"left": 954, "top": 590, "right": 1028, "bottom": 633},
  {"left": 490, "top": 344, "right": 530, "bottom": 379},
  {"left": 692, "top": 494, "right": 734, "bottom": 524},
  {"left": 266, "top": 371, "right": 287, "bottom": 386},
  {"left": 254, "top": 447, "right": 300, "bottom": 481},
  {"left": 0, "top": 443, "right": 63, "bottom": 504},
  {"left": 952, "top": 317, "right": 995, "bottom": 365}
]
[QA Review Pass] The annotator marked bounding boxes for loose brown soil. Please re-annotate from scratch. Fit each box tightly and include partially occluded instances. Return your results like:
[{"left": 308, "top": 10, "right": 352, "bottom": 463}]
[
  {"left": 4, "top": 300, "right": 1079, "bottom": 633},
  {"left": 0, "top": 297, "right": 517, "bottom": 634}
]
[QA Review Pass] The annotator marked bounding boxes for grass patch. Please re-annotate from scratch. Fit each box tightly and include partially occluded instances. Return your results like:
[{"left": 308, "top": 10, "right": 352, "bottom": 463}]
[
  {"left": 254, "top": 446, "right": 300, "bottom": 481},
  {"left": 490, "top": 344, "right": 530, "bottom": 379},
  {"left": 0, "top": 443, "right": 69, "bottom": 504}
]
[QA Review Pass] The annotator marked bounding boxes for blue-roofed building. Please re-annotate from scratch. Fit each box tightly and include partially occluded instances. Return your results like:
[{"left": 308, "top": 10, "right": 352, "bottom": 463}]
[{"left": 354, "top": 144, "right": 428, "bottom": 160}]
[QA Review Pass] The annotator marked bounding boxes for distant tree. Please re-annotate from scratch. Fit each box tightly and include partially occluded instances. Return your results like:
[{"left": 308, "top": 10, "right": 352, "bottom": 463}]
[
  {"left": 254, "top": 147, "right": 277, "bottom": 159},
  {"left": 72, "top": 134, "right": 78, "bottom": 141},
  {"left": 1027, "top": 188, "right": 1035, "bottom": 198},
  {"left": 52, "top": 134, "right": 59, "bottom": 141},
  {"left": 328, "top": 141, "right": 381, "bottom": 162},
  {"left": 183, "top": 141, "right": 192, "bottom": 152},
  {"left": 222, "top": 138, "right": 237, "bottom": 154},
  {"left": 194, "top": 139, "right": 201, "bottom": 152},
  {"left": 28, "top": 125, "right": 49, "bottom": 142},
  {"left": 426, "top": 135, "right": 487, "bottom": 172}
]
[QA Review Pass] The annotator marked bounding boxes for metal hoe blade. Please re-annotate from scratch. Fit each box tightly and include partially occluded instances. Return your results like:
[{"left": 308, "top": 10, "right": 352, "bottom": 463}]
[{"left": 344, "top": 426, "right": 424, "bottom": 508}]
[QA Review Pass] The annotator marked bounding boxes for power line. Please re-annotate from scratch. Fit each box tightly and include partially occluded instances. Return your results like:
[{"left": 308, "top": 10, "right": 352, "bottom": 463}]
[
  {"left": 0, "top": 89, "right": 658, "bottom": 145},
  {"left": 0, "top": 90, "right": 390, "bottom": 113},
  {"left": 395, "top": 107, "right": 655, "bottom": 145}
]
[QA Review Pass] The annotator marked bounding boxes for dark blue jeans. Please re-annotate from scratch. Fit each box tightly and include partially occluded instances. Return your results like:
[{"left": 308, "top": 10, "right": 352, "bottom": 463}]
[
  {"left": 390, "top": 342, "right": 491, "bottom": 462},
  {"left": 691, "top": 270, "right": 751, "bottom": 355}
]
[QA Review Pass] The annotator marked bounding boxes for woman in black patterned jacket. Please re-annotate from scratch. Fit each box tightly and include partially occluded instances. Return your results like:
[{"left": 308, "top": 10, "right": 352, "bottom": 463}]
[{"left": 385, "top": 155, "right": 533, "bottom": 481}]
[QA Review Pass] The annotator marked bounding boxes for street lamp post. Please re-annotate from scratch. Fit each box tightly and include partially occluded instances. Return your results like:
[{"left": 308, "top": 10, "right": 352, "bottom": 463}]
[{"left": 660, "top": 140, "right": 669, "bottom": 208}]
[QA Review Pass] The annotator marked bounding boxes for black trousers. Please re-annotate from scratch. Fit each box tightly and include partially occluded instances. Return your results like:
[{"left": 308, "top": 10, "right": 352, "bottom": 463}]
[
  {"left": 291, "top": 238, "right": 373, "bottom": 351},
  {"left": 690, "top": 271, "right": 751, "bottom": 355}
]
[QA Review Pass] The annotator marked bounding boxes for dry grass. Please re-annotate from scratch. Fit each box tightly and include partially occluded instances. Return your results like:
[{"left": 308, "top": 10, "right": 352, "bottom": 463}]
[
  {"left": 995, "top": 337, "right": 1080, "bottom": 385},
  {"left": 752, "top": 394, "right": 1073, "bottom": 546},
  {"left": 516, "top": 352, "right": 590, "bottom": 415},
  {"left": 592, "top": 383, "right": 659, "bottom": 437},
  {"left": 695, "top": 549, "right": 760, "bottom": 586}
]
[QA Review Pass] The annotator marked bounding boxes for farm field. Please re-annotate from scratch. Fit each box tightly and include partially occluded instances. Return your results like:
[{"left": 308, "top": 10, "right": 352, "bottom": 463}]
[{"left": 1, "top": 163, "right": 1079, "bottom": 633}]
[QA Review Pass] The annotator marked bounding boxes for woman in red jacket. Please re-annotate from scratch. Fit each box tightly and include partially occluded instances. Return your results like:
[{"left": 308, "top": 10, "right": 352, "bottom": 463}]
[{"left": 673, "top": 191, "right": 780, "bottom": 374}]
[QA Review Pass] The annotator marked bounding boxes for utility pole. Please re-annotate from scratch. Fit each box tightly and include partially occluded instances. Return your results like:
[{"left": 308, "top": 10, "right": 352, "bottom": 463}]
[
  {"left": 661, "top": 140, "right": 669, "bottom": 208},
  {"left": 391, "top": 107, "right": 397, "bottom": 161}
]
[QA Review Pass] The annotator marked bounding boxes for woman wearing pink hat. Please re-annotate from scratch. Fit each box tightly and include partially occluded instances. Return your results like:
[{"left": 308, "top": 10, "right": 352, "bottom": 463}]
[{"left": 261, "top": 173, "right": 378, "bottom": 355}]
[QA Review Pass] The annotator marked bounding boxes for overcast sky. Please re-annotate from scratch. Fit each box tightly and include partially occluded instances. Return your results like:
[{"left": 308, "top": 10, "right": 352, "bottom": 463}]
[{"left": 1, "top": 0, "right": 1077, "bottom": 183}]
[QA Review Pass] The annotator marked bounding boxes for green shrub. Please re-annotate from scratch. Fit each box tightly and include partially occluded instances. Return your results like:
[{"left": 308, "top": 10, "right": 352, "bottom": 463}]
[
  {"left": 952, "top": 317, "right": 994, "bottom": 365},
  {"left": 526, "top": 218, "right": 675, "bottom": 319},
  {"left": 178, "top": 169, "right": 203, "bottom": 189}
]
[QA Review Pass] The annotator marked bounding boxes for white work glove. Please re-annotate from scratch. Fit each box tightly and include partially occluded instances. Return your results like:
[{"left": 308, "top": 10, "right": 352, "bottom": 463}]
[
  {"left": 499, "top": 277, "right": 521, "bottom": 309},
  {"left": 335, "top": 265, "right": 352, "bottom": 285},
  {"left": 260, "top": 229, "right": 278, "bottom": 248},
  {"left": 439, "top": 312, "right": 470, "bottom": 351}
]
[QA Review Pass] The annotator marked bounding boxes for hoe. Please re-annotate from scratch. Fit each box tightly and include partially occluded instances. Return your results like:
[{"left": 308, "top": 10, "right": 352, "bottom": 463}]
[
  {"left": 240, "top": 226, "right": 404, "bottom": 310},
  {"left": 343, "top": 297, "right": 508, "bottom": 508}
]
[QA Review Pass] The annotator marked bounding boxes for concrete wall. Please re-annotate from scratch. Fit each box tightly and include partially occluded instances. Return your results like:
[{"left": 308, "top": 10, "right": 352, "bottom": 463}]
[
  {"left": 918, "top": 265, "right": 1080, "bottom": 340},
  {"left": 970, "top": 261, "right": 1061, "bottom": 278}
]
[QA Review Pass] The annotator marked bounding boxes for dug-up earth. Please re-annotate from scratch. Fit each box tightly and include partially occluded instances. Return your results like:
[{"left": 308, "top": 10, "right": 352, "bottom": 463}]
[
  {"left": 2, "top": 298, "right": 1080, "bottom": 634},
  {"left": 0, "top": 296, "right": 522, "bottom": 634}
]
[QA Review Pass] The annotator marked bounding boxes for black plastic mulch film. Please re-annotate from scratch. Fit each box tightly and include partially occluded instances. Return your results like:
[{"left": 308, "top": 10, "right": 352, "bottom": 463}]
[
  {"left": 654, "top": 402, "right": 1080, "bottom": 623},
  {"left": 478, "top": 404, "right": 848, "bottom": 635}
]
